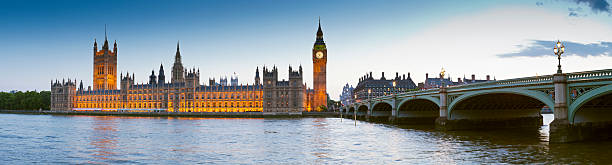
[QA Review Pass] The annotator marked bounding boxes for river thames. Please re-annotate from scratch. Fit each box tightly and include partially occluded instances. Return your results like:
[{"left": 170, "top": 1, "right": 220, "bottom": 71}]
[{"left": 1, "top": 113, "right": 610, "bottom": 164}]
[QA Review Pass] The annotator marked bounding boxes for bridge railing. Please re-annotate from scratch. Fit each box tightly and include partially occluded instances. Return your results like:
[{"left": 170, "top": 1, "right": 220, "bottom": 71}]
[
  {"left": 447, "top": 69, "right": 612, "bottom": 91},
  {"left": 567, "top": 69, "right": 612, "bottom": 81},
  {"left": 374, "top": 88, "right": 440, "bottom": 101},
  {"left": 448, "top": 75, "right": 553, "bottom": 91},
  {"left": 348, "top": 69, "right": 612, "bottom": 105}
]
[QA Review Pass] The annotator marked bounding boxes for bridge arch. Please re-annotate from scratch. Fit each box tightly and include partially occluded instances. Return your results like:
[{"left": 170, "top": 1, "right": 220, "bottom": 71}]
[
  {"left": 569, "top": 84, "right": 612, "bottom": 123},
  {"left": 371, "top": 101, "right": 392, "bottom": 111},
  {"left": 372, "top": 101, "right": 393, "bottom": 110},
  {"left": 398, "top": 96, "right": 440, "bottom": 108},
  {"left": 348, "top": 107, "right": 355, "bottom": 114},
  {"left": 396, "top": 96, "right": 439, "bottom": 123},
  {"left": 356, "top": 105, "right": 369, "bottom": 117},
  {"left": 448, "top": 89, "right": 554, "bottom": 120},
  {"left": 369, "top": 102, "right": 393, "bottom": 122}
]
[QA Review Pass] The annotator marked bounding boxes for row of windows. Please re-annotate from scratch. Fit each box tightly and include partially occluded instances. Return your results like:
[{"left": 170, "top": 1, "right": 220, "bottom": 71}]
[
  {"left": 95, "top": 65, "right": 115, "bottom": 75},
  {"left": 76, "top": 101, "right": 263, "bottom": 109},
  {"left": 171, "top": 108, "right": 263, "bottom": 113},
  {"left": 127, "top": 89, "right": 262, "bottom": 94},
  {"left": 76, "top": 93, "right": 263, "bottom": 101}
]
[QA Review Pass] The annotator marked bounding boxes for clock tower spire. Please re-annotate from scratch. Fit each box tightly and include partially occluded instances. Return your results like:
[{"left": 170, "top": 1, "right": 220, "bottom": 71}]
[{"left": 312, "top": 18, "right": 327, "bottom": 111}]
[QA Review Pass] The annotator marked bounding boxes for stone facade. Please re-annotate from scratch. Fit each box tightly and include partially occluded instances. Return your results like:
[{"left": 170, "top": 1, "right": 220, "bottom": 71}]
[
  {"left": 262, "top": 66, "right": 305, "bottom": 113},
  {"left": 421, "top": 73, "right": 494, "bottom": 89},
  {"left": 50, "top": 26, "right": 324, "bottom": 113},
  {"left": 340, "top": 83, "right": 354, "bottom": 106},
  {"left": 353, "top": 72, "right": 417, "bottom": 102}
]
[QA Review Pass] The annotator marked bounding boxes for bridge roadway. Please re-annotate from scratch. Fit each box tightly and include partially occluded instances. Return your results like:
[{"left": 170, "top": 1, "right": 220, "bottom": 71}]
[{"left": 340, "top": 69, "right": 612, "bottom": 143}]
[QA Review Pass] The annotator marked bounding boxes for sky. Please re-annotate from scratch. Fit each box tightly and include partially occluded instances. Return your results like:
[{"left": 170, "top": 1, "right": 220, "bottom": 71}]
[{"left": 1, "top": 0, "right": 612, "bottom": 100}]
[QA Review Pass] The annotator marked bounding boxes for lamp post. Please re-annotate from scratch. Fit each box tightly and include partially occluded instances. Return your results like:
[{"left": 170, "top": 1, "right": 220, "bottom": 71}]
[
  {"left": 554, "top": 40, "right": 565, "bottom": 74},
  {"left": 392, "top": 81, "right": 397, "bottom": 95},
  {"left": 440, "top": 67, "right": 446, "bottom": 88}
]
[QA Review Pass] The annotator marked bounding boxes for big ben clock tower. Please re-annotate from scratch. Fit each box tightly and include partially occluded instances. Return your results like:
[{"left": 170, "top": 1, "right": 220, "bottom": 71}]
[{"left": 312, "top": 19, "right": 327, "bottom": 111}]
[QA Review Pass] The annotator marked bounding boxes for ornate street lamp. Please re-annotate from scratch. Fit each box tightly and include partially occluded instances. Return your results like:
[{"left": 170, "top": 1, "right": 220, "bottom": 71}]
[
  {"left": 392, "top": 81, "right": 397, "bottom": 95},
  {"left": 554, "top": 40, "right": 565, "bottom": 73},
  {"left": 440, "top": 67, "right": 446, "bottom": 88}
]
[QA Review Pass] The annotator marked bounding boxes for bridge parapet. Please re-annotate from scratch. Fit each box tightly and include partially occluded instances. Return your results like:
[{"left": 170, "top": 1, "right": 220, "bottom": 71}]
[
  {"left": 447, "top": 75, "right": 553, "bottom": 92},
  {"left": 361, "top": 69, "right": 612, "bottom": 103},
  {"left": 567, "top": 69, "right": 612, "bottom": 81},
  {"left": 378, "top": 88, "right": 440, "bottom": 100}
]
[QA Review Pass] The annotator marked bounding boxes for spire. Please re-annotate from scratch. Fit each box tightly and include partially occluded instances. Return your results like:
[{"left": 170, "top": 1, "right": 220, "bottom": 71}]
[
  {"left": 175, "top": 41, "right": 181, "bottom": 63},
  {"left": 102, "top": 24, "right": 109, "bottom": 50},
  {"left": 158, "top": 63, "right": 165, "bottom": 84},
  {"left": 113, "top": 40, "right": 117, "bottom": 54},
  {"left": 314, "top": 18, "right": 325, "bottom": 48},
  {"left": 316, "top": 17, "right": 323, "bottom": 39},
  {"left": 93, "top": 38, "right": 98, "bottom": 53},
  {"left": 159, "top": 63, "right": 164, "bottom": 73}
]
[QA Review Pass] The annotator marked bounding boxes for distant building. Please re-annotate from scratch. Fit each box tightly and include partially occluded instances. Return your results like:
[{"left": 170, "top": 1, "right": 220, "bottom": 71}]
[
  {"left": 50, "top": 22, "right": 332, "bottom": 113},
  {"left": 339, "top": 83, "right": 354, "bottom": 106},
  {"left": 353, "top": 72, "right": 417, "bottom": 103},
  {"left": 422, "top": 73, "right": 494, "bottom": 89},
  {"left": 52, "top": 40, "right": 267, "bottom": 112}
]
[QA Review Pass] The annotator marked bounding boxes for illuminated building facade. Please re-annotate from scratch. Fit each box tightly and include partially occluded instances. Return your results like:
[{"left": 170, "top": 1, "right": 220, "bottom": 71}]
[
  {"left": 311, "top": 19, "right": 328, "bottom": 111},
  {"left": 93, "top": 29, "right": 118, "bottom": 90},
  {"left": 50, "top": 26, "right": 324, "bottom": 113}
]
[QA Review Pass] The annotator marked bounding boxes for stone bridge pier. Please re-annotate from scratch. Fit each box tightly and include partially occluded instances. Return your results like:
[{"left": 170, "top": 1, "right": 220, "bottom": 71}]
[{"left": 550, "top": 73, "right": 612, "bottom": 143}]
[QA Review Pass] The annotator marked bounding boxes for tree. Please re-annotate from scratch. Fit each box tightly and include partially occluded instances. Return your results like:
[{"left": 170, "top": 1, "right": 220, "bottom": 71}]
[{"left": 0, "top": 90, "right": 51, "bottom": 110}]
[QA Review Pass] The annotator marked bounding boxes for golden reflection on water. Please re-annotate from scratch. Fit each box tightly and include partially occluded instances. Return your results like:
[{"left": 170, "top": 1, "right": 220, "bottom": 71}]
[
  {"left": 68, "top": 114, "right": 264, "bottom": 120},
  {"left": 89, "top": 116, "right": 119, "bottom": 161},
  {"left": 311, "top": 118, "right": 330, "bottom": 159}
]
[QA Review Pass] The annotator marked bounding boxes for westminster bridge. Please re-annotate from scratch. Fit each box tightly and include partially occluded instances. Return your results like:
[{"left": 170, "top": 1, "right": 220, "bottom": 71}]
[{"left": 340, "top": 69, "right": 612, "bottom": 143}]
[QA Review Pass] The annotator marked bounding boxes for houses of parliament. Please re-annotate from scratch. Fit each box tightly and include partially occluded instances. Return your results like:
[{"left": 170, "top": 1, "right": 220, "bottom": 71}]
[{"left": 50, "top": 22, "right": 328, "bottom": 113}]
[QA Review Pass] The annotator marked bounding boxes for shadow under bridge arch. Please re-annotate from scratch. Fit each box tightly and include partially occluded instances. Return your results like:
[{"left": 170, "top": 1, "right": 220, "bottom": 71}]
[
  {"left": 570, "top": 84, "right": 612, "bottom": 124},
  {"left": 370, "top": 102, "right": 393, "bottom": 116},
  {"left": 447, "top": 89, "right": 554, "bottom": 121},
  {"left": 396, "top": 96, "right": 440, "bottom": 124},
  {"left": 356, "top": 105, "right": 368, "bottom": 117}
]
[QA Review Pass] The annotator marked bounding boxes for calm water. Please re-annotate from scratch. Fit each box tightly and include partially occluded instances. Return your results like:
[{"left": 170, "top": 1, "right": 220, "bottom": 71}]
[{"left": 1, "top": 113, "right": 611, "bottom": 164}]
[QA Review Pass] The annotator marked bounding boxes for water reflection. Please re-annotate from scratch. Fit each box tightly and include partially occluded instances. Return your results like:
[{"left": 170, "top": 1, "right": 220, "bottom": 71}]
[
  {"left": 310, "top": 118, "right": 330, "bottom": 161},
  {"left": 89, "top": 116, "right": 119, "bottom": 162},
  {"left": 2, "top": 114, "right": 612, "bottom": 164}
]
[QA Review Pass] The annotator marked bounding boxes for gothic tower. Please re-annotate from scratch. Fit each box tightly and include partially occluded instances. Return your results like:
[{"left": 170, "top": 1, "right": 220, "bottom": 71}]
[
  {"left": 93, "top": 26, "right": 117, "bottom": 90},
  {"left": 312, "top": 19, "right": 327, "bottom": 110},
  {"left": 158, "top": 63, "right": 165, "bottom": 84},
  {"left": 171, "top": 42, "right": 185, "bottom": 84},
  {"left": 255, "top": 67, "right": 261, "bottom": 85}
]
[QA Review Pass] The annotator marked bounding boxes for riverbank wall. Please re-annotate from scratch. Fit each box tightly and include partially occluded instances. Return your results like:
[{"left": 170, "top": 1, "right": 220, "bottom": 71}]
[{"left": 0, "top": 110, "right": 340, "bottom": 118}]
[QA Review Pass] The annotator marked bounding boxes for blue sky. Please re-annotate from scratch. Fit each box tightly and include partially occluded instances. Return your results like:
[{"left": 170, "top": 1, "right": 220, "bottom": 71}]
[{"left": 1, "top": 0, "right": 612, "bottom": 99}]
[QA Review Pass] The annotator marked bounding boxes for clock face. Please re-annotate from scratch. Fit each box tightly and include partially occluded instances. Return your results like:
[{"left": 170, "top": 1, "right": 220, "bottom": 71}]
[{"left": 315, "top": 52, "right": 324, "bottom": 59}]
